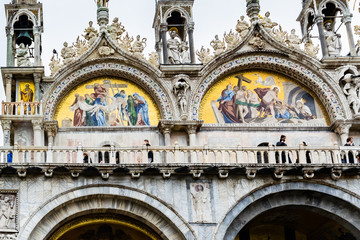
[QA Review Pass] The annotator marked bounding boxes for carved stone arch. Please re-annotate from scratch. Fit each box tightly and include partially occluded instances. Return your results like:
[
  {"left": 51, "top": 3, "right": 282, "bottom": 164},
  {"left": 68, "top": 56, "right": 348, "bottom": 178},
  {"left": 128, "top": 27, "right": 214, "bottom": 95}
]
[
  {"left": 191, "top": 54, "right": 351, "bottom": 123},
  {"left": 213, "top": 182, "right": 360, "bottom": 240},
  {"left": 9, "top": 9, "right": 38, "bottom": 28},
  {"left": 336, "top": 65, "right": 359, "bottom": 82},
  {"left": 43, "top": 62, "right": 174, "bottom": 121},
  {"left": 98, "top": 141, "right": 120, "bottom": 147},
  {"left": 302, "top": 8, "right": 315, "bottom": 37},
  {"left": 319, "top": 0, "right": 350, "bottom": 16},
  {"left": 163, "top": 7, "right": 191, "bottom": 24},
  {"left": 18, "top": 185, "right": 196, "bottom": 240}
]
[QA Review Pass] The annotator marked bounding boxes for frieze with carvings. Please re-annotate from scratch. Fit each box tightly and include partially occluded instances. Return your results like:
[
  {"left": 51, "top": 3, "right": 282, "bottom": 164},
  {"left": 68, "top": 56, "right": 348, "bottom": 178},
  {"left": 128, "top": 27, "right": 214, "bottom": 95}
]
[{"left": 192, "top": 55, "right": 346, "bottom": 123}]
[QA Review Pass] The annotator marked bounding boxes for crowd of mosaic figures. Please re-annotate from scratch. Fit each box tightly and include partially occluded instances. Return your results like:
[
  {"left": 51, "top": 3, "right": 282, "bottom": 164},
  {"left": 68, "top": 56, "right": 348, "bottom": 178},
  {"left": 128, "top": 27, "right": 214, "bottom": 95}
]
[{"left": 69, "top": 82, "right": 150, "bottom": 127}]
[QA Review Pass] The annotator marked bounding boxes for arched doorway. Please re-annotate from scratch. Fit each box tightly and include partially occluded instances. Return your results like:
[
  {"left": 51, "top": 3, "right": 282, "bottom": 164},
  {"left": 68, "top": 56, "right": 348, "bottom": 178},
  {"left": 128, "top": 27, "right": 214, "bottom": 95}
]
[
  {"left": 49, "top": 213, "right": 162, "bottom": 240},
  {"left": 214, "top": 183, "right": 360, "bottom": 240},
  {"left": 237, "top": 206, "right": 356, "bottom": 240}
]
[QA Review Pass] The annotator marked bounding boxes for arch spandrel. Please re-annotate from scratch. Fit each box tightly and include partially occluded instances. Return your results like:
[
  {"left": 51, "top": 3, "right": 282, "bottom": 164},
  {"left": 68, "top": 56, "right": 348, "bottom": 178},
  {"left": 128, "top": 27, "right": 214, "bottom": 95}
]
[
  {"left": 44, "top": 62, "right": 174, "bottom": 122},
  {"left": 192, "top": 55, "right": 350, "bottom": 124}
]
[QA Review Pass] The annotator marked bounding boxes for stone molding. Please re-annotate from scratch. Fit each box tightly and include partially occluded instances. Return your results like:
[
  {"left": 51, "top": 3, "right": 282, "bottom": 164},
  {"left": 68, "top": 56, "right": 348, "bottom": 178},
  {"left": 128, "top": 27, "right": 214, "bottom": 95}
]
[
  {"left": 192, "top": 54, "right": 350, "bottom": 124},
  {"left": 214, "top": 182, "right": 360, "bottom": 240},
  {"left": 18, "top": 185, "right": 196, "bottom": 240}
]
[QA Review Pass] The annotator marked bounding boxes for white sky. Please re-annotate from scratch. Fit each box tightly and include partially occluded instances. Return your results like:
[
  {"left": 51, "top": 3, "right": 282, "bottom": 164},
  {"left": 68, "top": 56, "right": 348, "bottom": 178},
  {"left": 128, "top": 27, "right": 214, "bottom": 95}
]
[{"left": 0, "top": 0, "right": 359, "bottom": 146}]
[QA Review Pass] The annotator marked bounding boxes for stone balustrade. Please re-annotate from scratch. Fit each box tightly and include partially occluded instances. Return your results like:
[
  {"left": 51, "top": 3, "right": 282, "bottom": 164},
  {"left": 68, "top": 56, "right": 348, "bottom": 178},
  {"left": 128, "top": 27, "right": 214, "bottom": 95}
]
[
  {"left": 1, "top": 101, "right": 43, "bottom": 116},
  {"left": 0, "top": 145, "right": 358, "bottom": 165}
]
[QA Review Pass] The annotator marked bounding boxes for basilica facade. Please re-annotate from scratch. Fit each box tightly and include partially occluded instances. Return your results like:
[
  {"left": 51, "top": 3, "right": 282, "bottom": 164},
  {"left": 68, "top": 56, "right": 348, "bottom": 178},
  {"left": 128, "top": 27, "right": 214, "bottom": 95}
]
[{"left": 1, "top": 0, "right": 360, "bottom": 239}]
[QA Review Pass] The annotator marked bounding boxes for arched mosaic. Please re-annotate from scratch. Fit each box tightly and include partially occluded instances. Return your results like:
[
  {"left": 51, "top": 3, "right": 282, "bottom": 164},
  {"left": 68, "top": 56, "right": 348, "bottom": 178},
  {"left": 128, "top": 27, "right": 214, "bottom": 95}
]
[
  {"left": 54, "top": 77, "right": 161, "bottom": 127},
  {"left": 193, "top": 55, "right": 348, "bottom": 123},
  {"left": 44, "top": 62, "right": 173, "bottom": 121},
  {"left": 200, "top": 70, "right": 329, "bottom": 125}
]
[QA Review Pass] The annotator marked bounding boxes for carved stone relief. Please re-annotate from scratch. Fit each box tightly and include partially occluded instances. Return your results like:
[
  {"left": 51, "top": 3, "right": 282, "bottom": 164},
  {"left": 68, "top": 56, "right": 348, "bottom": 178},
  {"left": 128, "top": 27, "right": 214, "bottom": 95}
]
[
  {"left": 0, "top": 192, "right": 17, "bottom": 232},
  {"left": 189, "top": 182, "right": 213, "bottom": 223}
]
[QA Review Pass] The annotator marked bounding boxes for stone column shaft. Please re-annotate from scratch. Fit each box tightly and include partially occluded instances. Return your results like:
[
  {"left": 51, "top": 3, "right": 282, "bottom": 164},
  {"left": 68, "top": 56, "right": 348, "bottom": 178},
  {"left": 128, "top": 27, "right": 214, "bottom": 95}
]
[
  {"left": 33, "top": 28, "right": 41, "bottom": 66},
  {"left": 1, "top": 120, "right": 12, "bottom": 146},
  {"left": 32, "top": 120, "right": 43, "bottom": 146},
  {"left": 188, "top": 23, "right": 195, "bottom": 64},
  {"left": 187, "top": 126, "right": 197, "bottom": 146},
  {"left": 6, "top": 27, "right": 14, "bottom": 67},
  {"left": 315, "top": 16, "right": 328, "bottom": 57},
  {"left": 161, "top": 25, "right": 168, "bottom": 64},
  {"left": 343, "top": 16, "right": 356, "bottom": 56}
]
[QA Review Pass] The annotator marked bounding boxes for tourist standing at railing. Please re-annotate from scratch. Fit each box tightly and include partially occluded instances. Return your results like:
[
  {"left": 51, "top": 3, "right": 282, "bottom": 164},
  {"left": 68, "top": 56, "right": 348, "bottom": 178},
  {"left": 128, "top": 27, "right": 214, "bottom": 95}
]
[
  {"left": 344, "top": 137, "right": 355, "bottom": 163},
  {"left": 144, "top": 139, "right": 153, "bottom": 163},
  {"left": 302, "top": 142, "right": 311, "bottom": 163},
  {"left": 276, "top": 135, "right": 291, "bottom": 163}
]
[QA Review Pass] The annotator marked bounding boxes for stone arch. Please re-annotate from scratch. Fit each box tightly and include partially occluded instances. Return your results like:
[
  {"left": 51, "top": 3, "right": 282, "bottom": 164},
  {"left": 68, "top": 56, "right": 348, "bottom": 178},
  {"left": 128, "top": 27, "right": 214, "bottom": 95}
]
[
  {"left": 319, "top": 0, "right": 350, "bottom": 16},
  {"left": 18, "top": 185, "right": 196, "bottom": 240},
  {"left": 213, "top": 182, "right": 360, "bottom": 240},
  {"left": 191, "top": 54, "right": 351, "bottom": 123},
  {"left": 163, "top": 7, "right": 191, "bottom": 25},
  {"left": 43, "top": 62, "right": 174, "bottom": 121},
  {"left": 9, "top": 9, "right": 38, "bottom": 28}
]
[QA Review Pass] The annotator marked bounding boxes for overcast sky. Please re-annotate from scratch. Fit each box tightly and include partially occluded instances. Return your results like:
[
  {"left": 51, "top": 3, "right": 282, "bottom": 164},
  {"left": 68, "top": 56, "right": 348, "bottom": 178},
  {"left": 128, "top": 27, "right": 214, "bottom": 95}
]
[{"left": 0, "top": 0, "right": 359, "bottom": 145}]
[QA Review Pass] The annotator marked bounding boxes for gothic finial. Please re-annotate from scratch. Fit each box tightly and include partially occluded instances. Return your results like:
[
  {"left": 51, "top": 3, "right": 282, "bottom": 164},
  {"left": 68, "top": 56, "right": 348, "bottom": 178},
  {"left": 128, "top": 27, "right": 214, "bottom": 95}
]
[{"left": 246, "top": 0, "right": 260, "bottom": 22}]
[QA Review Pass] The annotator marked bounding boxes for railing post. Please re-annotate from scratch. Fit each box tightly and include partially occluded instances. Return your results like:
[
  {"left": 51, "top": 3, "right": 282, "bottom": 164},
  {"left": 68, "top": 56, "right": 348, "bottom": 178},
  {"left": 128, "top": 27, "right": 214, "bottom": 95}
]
[
  {"left": 13, "top": 144, "right": 19, "bottom": 163},
  {"left": 142, "top": 145, "right": 148, "bottom": 163},
  {"left": 174, "top": 143, "right": 180, "bottom": 163},
  {"left": 39, "top": 101, "right": 43, "bottom": 115},
  {"left": 47, "top": 143, "right": 53, "bottom": 163},
  {"left": 77, "top": 144, "right": 83, "bottom": 164},
  {"left": 20, "top": 101, "right": 24, "bottom": 116},
  {"left": 110, "top": 146, "right": 116, "bottom": 164},
  {"left": 332, "top": 143, "right": 341, "bottom": 164},
  {"left": 203, "top": 144, "right": 209, "bottom": 163},
  {"left": 268, "top": 145, "right": 276, "bottom": 164},
  {"left": 298, "top": 144, "right": 306, "bottom": 164}
]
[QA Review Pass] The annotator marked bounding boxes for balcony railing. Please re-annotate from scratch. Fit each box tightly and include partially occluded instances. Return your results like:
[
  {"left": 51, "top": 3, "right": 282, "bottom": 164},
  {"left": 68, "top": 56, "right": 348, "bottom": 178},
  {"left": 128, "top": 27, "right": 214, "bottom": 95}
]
[
  {"left": 0, "top": 145, "right": 359, "bottom": 165},
  {"left": 1, "top": 101, "right": 43, "bottom": 116}
]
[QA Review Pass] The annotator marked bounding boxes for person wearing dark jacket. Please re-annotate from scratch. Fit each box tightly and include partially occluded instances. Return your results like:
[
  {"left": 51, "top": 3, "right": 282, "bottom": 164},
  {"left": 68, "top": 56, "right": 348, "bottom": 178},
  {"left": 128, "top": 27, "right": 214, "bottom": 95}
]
[
  {"left": 276, "top": 135, "right": 291, "bottom": 163},
  {"left": 144, "top": 139, "right": 153, "bottom": 163}
]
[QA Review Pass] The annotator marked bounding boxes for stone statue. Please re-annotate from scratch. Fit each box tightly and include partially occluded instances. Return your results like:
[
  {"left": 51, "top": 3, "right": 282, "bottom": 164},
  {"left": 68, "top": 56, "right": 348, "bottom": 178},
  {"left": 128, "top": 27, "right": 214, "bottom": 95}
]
[
  {"left": 224, "top": 29, "right": 240, "bottom": 49},
  {"left": 131, "top": 35, "right": 147, "bottom": 58},
  {"left": 16, "top": 43, "right": 31, "bottom": 67},
  {"left": 173, "top": 80, "right": 190, "bottom": 116},
  {"left": 249, "top": 33, "right": 265, "bottom": 49},
  {"left": 148, "top": 52, "right": 159, "bottom": 68},
  {"left": 118, "top": 32, "right": 133, "bottom": 51},
  {"left": 260, "top": 11, "right": 278, "bottom": 32},
  {"left": 190, "top": 183, "right": 212, "bottom": 223},
  {"left": 180, "top": 41, "right": 191, "bottom": 64},
  {"left": 49, "top": 55, "right": 61, "bottom": 76},
  {"left": 97, "top": 0, "right": 109, "bottom": 8},
  {"left": 304, "top": 39, "right": 319, "bottom": 58},
  {"left": 74, "top": 36, "right": 88, "bottom": 56},
  {"left": 167, "top": 30, "right": 181, "bottom": 64},
  {"left": 83, "top": 21, "right": 98, "bottom": 45},
  {"left": 108, "top": 17, "right": 125, "bottom": 40},
  {"left": 196, "top": 46, "right": 213, "bottom": 64},
  {"left": 0, "top": 195, "right": 16, "bottom": 230},
  {"left": 285, "top": 29, "right": 302, "bottom": 49},
  {"left": 61, "top": 41, "right": 76, "bottom": 65},
  {"left": 235, "top": 16, "right": 250, "bottom": 39},
  {"left": 355, "top": 25, "right": 360, "bottom": 48},
  {"left": 272, "top": 25, "right": 287, "bottom": 44},
  {"left": 210, "top": 35, "right": 226, "bottom": 56},
  {"left": 342, "top": 74, "right": 360, "bottom": 115},
  {"left": 324, "top": 22, "right": 341, "bottom": 56}
]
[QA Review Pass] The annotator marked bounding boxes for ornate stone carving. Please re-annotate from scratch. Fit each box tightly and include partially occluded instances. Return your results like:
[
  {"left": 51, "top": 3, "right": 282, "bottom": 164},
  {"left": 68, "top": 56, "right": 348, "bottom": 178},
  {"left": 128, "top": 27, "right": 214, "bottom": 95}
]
[
  {"left": 16, "top": 43, "right": 31, "bottom": 67},
  {"left": 324, "top": 22, "right": 341, "bottom": 56},
  {"left": 130, "top": 35, "right": 146, "bottom": 59},
  {"left": 49, "top": 56, "right": 61, "bottom": 77},
  {"left": 118, "top": 32, "right": 133, "bottom": 51},
  {"left": 1, "top": 120, "right": 12, "bottom": 131},
  {"left": 224, "top": 29, "right": 240, "bottom": 49},
  {"left": 334, "top": 123, "right": 350, "bottom": 136},
  {"left": 4, "top": 74, "right": 12, "bottom": 85},
  {"left": 272, "top": 25, "right": 287, "bottom": 44},
  {"left": 0, "top": 193, "right": 17, "bottom": 231},
  {"left": 260, "top": 11, "right": 278, "bottom": 32},
  {"left": 108, "top": 17, "right": 125, "bottom": 40},
  {"left": 210, "top": 35, "right": 226, "bottom": 56},
  {"left": 173, "top": 79, "right": 190, "bottom": 118},
  {"left": 304, "top": 39, "right": 319, "bottom": 58},
  {"left": 74, "top": 36, "right": 88, "bottom": 56},
  {"left": 285, "top": 29, "right": 302, "bottom": 49},
  {"left": 354, "top": 25, "right": 360, "bottom": 47},
  {"left": 148, "top": 52, "right": 159, "bottom": 68},
  {"left": 83, "top": 21, "right": 98, "bottom": 45},
  {"left": 31, "top": 119, "right": 43, "bottom": 130},
  {"left": 44, "top": 121, "right": 58, "bottom": 137},
  {"left": 0, "top": 233, "right": 17, "bottom": 240},
  {"left": 98, "top": 42, "right": 115, "bottom": 56},
  {"left": 61, "top": 42, "right": 75, "bottom": 65},
  {"left": 235, "top": 15, "right": 250, "bottom": 39},
  {"left": 249, "top": 33, "right": 265, "bottom": 49},
  {"left": 196, "top": 46, "right": 213, "bottom": 64},
  {"left": 97, "top": 0, "right": 109, "bottom": 8},
  {"left": 180, "top": 41, "right": 191, "bottom": 64},
  {"left": 190, "top": 183, "right": 212, "bottom": 223},
  {"left": 341, "top": 74, "right": 360, "bottom": 115}
]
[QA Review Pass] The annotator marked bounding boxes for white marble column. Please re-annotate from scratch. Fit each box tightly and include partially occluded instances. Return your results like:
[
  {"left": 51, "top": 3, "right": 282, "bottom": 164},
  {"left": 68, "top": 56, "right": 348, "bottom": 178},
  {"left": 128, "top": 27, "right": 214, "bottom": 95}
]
[
  {"left": 342, "top": 14, "right": 357, "bottom": 56},
  {"left": 33, "top": 27, "right": 41, "bottom": 66},
  {"left": 315, "top": 15, "right": 329, "bottom": 57},
  {"left": 1, "top": 120, "right": 12, "bottom": 146},
  {"left": 6, "top": 27, "right": 14, "bottom": 67},
  {"left": 335, "top": 124, "right": 351, "bottom": 146},
  {"left": 34, "top": 73, "right": 41, "bottom": 102},
  {"left": 187, "top": 22, "right": 195, "bottom": 64},
  {"left": 32, "top": 120, "right": 43, "bottom": 146},
  {"left": 161, "top": 24, "right": 168, "bottom": 64},
  {"left": 187, "top": 126, "right": 197, "bottom": 146},
  {"left": 162, "top": 127, "right": 171, "bottom": 146}
]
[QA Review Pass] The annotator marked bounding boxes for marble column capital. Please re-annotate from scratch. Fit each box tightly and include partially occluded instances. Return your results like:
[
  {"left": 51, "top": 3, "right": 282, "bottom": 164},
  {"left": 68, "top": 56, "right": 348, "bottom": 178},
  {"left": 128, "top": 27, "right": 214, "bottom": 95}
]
[
  {"left": 1, "top": 120, "right": 12, "bottom": 131},
  {"left": 33, "top": 73, "right": 42, "bottom": 83},
  {"left": 5, "top": 26, "right": 13, "bottom": 36},
  {"left": 160, "top": 24, "right": 168, "bottom": 32},
  {"left": 32, "top": 119, "right": 43, "bottom": 130},
  {"left": 44, "top": 121, "right": 58, "bottom": 136},
  {"left": 334, "top": 123, "right": 351, "bottom": 135},
  {"left": 5, "top": 74, "right": 12, "bottom": 85}
]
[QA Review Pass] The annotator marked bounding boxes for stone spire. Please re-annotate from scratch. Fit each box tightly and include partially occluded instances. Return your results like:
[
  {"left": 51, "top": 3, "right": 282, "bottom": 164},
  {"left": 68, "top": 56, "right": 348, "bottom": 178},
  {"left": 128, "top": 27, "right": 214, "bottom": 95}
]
[
  {"left": 97, "top": 0, "right": 109, "bottom": 32},
  {"left": 246, "top": 0, "right": 260, "bottom": 23}
]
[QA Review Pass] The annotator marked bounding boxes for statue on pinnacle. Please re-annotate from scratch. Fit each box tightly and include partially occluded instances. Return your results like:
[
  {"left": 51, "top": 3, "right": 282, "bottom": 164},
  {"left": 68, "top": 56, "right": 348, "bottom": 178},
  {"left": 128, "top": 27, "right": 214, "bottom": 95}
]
[{"left": 96, "top": 0, "right": 109, "bottom": 8}]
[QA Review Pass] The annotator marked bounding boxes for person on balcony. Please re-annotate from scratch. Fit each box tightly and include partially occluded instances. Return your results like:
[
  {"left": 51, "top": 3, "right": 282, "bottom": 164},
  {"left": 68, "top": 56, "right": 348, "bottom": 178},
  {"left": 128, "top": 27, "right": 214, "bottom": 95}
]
[
  {"left": 144, "top": 139, "right": 153, "bottom": 163},
  {"left": 7, "top": 151, "right": 12, "bottom": 163},
  {"left": 276, "top": 135, "right": 291, "bottom": 163},
  {"left": 344, "top": 137, "right": 355, "bottom": 163}
]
